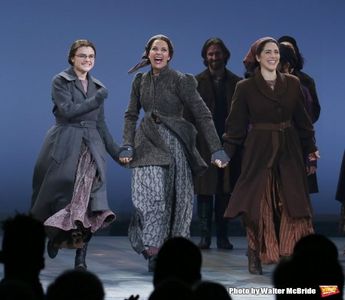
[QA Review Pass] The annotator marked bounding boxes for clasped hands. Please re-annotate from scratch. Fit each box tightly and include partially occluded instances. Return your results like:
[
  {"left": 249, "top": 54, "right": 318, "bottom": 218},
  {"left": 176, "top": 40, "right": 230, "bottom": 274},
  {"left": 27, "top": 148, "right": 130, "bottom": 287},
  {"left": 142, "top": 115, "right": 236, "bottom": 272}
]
[
  {"left": 118, "top": 145, "right": 134, "bottom": 164},
  {"left": 118, "top": 146, "right": 230, "bottom": 168},
  {"left": 211, "top": 149, "right": 230, "bottom": 169}
]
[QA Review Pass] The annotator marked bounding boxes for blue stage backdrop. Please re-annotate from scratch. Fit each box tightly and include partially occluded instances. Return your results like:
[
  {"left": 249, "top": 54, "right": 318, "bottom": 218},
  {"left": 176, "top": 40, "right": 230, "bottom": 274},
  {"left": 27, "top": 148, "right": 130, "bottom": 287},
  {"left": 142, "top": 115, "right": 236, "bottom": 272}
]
[{"left": 0, "top": 0, "right": 344, "bottom": 219}]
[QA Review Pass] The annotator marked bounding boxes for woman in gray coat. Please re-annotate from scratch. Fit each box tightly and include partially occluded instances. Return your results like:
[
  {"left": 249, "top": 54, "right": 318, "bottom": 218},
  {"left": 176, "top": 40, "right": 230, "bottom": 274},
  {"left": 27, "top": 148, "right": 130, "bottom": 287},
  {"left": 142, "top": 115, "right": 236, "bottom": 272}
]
[
  {"left": 119, "top": 34, "right": 229, "bottom": 272},
  {"left": 31, "top": 39, "right": 119, "bottom": 269}
]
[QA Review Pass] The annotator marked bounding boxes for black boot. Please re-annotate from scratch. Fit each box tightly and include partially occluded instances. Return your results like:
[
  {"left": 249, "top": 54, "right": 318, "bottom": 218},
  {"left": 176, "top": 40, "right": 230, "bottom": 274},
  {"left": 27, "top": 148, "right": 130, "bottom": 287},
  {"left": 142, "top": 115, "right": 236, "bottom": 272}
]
[
  {"left": 197, "top": 195, "right": 213, "bottom": 249},
  {"left": 215, "top": 194, "right": 233, "bottom": 250},
  {"left": 75, "top": 242, "right": 88, "bottom": 270},
  {"left": 148, "top": 255, "right": 158, "bottom": 273},
  {"left": 248, "top": 248, "right": 262, "bottom": 275},
  {"left": 47, "top": 239, "right": 59, "bottom": 259}
]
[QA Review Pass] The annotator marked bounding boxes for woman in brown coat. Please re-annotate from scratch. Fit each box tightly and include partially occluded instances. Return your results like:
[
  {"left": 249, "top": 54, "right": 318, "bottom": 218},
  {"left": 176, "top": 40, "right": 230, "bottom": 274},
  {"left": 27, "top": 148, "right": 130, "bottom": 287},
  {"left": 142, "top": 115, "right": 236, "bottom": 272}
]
[{"left": 223, "top": 37, "right": 319, "bottom": 274}]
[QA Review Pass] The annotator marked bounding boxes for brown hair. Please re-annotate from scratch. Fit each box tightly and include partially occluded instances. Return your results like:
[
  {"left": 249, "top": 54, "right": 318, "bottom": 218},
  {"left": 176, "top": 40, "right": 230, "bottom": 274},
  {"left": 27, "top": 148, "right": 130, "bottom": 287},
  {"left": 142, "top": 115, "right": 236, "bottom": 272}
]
[
  {"left": 68, "top": 39, "right": 96, "bottom": 66},
  {"left": 201, "top": 37, "right": 231, "bottom": 67}
]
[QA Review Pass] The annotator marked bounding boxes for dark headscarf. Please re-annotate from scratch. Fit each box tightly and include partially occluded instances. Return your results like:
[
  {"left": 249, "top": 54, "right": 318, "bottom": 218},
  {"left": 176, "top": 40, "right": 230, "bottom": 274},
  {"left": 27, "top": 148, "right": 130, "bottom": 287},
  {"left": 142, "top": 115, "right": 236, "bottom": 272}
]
[
  {"left": 243, "top": 36, "right": 278, "bottom": 77},
  {"left": 128, "top": 34, "right": 174, "bottom": 74}
]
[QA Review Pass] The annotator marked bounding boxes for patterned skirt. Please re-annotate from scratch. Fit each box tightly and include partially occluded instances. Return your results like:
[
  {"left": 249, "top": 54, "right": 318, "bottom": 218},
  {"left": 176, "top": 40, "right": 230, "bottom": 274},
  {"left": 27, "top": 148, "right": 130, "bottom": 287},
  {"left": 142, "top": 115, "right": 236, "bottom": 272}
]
[
  {"left": 128, "top": 124, "right": 194, "bottom": 254},
  {"left": 44, "top": 142, "right": 115, "bottom": 249}
]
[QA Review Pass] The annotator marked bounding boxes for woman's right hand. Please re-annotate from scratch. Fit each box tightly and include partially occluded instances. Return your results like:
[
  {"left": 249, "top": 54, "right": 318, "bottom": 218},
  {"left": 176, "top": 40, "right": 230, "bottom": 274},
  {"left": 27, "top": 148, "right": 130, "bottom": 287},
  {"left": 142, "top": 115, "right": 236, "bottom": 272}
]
[
  {"left": 118, "top": 145, "right": 134, "bottom": 164},
  {"left": 119, "top": 156, "right": 132, "bottom": 164}
]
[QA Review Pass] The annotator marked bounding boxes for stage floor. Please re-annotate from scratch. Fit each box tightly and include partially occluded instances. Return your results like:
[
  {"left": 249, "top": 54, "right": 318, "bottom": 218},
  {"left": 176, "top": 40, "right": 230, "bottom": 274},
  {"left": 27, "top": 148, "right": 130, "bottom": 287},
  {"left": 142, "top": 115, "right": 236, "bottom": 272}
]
[{"left": 1, "top": 236, "right": 345, "bottom": 300}]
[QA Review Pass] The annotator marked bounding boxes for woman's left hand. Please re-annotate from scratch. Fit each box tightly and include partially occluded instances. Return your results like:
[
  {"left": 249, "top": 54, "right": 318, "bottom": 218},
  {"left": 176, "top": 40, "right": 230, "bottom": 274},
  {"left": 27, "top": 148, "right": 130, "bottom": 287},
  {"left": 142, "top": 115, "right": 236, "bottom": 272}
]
[
  {"left": 211, "top": 149, "right": 230, "bottom": 168},
  {"left": 212, "top": 159, "right": 228, "bottom": 168},
  {"left": 308, "top": 150, "right": 320, "bottom": 161}
]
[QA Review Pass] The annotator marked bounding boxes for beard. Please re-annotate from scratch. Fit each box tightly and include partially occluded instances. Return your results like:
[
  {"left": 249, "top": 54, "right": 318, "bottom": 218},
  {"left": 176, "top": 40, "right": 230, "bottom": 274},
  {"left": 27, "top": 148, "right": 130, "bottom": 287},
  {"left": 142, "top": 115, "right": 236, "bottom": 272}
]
[{"left": 208, "top": 60, "right": 225, "bottom": 72}]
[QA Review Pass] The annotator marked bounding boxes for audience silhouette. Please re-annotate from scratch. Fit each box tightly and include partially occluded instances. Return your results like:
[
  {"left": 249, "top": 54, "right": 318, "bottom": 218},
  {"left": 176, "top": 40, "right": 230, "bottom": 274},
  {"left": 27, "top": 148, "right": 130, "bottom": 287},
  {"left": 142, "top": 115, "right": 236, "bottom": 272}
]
[
  {"left": 273, "top": 234, "right": 344, "bottom": 299},
  {"left": 0, "top": 213, "right": 46, "bottom": 300},
  {"left": 193, "top": 280, "right": 232, "bottom": 300},
  {"left": 0, "top": 279, "right": 37, "bottom": 300},
  {"left": 153, "top": 237, "right": 202, "bottom": 288},
  {"left": 148, "top": 279, "right": 193, "bottom": 300},
  {"left": 46, "top": 269, "right": 105, "bottom": 300}
]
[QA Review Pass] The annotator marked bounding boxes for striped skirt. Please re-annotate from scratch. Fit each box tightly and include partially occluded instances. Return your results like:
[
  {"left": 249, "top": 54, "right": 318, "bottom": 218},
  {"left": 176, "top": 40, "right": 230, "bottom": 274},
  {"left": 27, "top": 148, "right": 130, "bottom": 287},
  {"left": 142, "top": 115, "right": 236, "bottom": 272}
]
[{"left": 247, "top": 170, "right": 314, "bottom": 264}]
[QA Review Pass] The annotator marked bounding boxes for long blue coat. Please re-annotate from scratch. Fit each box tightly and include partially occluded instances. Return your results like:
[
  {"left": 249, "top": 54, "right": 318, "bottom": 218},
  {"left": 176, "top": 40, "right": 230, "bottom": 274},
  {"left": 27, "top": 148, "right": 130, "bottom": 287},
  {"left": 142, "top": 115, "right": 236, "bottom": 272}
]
[{"left": 31, "top": 68, "right": 119, "bottom": 222}]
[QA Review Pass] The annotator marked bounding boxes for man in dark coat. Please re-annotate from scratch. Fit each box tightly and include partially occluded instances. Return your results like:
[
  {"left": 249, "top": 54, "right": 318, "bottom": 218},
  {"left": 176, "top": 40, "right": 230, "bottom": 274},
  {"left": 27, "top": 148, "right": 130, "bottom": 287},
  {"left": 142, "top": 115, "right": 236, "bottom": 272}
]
[{"left": 187, "top": 38, "right": 241, "bottom": 249}]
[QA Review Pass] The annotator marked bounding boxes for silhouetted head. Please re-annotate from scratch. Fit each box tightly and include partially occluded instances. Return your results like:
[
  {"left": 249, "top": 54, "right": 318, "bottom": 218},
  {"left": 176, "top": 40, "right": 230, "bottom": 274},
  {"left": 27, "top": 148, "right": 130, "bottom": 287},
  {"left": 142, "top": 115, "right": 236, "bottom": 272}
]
[
  {"left": 46, "top": 269, "right": 105, "bottom": 300},
  {"left": 0, "top": 213, "right": 46, "bottom": 272},
  {"left": 293, "top": 234, "right": 339, "bottom": 262},
  {"left": 153, "top": 237, "right": 202, "bottom": 287},
  {"left": 193, "top": 280, "right": 232, "bottom": 300},
  {"left": 0, "top": 280, "right": 37, "bottom": 300},
  {"left": 149, "top": 279, "right": 193, "bottom": 300},
  {"left": 273, "top": 234, "right": 344, "bottom": 299}
]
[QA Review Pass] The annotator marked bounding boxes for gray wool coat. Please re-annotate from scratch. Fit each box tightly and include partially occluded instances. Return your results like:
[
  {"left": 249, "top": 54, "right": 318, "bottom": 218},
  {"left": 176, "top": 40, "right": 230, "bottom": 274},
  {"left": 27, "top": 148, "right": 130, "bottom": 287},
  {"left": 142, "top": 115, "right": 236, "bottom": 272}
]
[
  {"left": 122, "top": 66, "right": 222, "bottom": 176},
  {"left": 31, "top": 68, "right": 119, "bottom": 222}
]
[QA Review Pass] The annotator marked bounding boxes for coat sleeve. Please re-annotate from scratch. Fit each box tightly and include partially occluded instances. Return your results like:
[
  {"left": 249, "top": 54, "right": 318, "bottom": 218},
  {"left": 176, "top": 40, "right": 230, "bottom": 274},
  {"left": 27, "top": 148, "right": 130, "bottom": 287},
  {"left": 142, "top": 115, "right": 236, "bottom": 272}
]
[
  {"left": 222, "top": 82, "right": 249, "bottom": 157},
  {"left": 52, "top": 75, "right": 103, "bottom": 119},
  {"left": 292, "top": 83, "right": 318, "bottom": 155},
  {"left": 306, "top": 77, "right": 321, "bottom": 123},
  {"left": 97, "top": 104, "right": 120, "bottom": 162},
  {"left": 122, "top": 73, "right": 142, "bottom": 146},
  {"left": 178, "top": 73, "right": 221, "bottom": 154}
]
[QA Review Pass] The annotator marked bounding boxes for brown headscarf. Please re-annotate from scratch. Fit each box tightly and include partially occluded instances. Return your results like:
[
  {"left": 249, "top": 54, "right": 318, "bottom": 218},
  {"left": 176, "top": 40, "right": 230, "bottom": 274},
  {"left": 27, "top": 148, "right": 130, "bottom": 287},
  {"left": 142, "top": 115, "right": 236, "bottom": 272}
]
[
  {"left": 243, "top": 36, "right": 277, "bottom": 74},
  {"left": 128, "top": 34, "right": 174, "bottom": 74}
]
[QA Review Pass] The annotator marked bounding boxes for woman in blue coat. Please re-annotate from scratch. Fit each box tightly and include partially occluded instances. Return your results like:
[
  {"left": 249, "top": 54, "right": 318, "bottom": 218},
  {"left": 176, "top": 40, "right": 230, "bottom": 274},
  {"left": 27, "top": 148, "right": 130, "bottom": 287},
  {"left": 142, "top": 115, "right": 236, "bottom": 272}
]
[{"left": 31, "top": 39, "right": 119, "bottom": 269}]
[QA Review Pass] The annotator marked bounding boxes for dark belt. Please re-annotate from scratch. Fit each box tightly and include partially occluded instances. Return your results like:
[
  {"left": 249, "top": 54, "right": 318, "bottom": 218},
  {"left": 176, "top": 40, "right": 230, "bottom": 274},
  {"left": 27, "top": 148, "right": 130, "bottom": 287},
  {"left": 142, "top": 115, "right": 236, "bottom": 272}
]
[
  {"left": 56, "top": 120, "right": 97, "bottom": 128},
  {"left": 251, "top": 120, "right": 292, "bottom": 131},
  {"left": 251, "top": 121, "right": 292, "bottom": 168}
]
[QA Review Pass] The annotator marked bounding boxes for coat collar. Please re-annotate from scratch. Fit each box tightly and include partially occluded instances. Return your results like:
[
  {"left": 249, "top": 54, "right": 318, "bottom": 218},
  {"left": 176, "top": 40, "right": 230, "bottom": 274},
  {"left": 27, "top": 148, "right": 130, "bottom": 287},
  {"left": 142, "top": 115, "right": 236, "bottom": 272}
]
[
  {"left": 59, "top": 67, "right": 105, "bottom": 96},
  {"left": 254, "top": 69, "right": 287, "bottom": 102},
  {"left": 148, "top": 65, "right": 171, "bottom": 79}
]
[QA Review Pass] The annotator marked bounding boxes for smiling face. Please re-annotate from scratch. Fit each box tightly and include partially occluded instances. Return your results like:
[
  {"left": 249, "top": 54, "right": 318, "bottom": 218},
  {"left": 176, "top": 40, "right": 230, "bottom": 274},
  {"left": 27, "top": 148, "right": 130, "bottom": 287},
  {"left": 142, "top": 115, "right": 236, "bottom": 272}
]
[
  {"left": 71, "top": 46, "right": 95, "bottom": 78},
  {"left": 148, "top": 39, "right": 171, "bottom": 75},
  {"left": 206, "top": 44, "right": 226, "bottom": 73},
  {"left": 256, "top": 42, "right": 280, "bottom": 74}
]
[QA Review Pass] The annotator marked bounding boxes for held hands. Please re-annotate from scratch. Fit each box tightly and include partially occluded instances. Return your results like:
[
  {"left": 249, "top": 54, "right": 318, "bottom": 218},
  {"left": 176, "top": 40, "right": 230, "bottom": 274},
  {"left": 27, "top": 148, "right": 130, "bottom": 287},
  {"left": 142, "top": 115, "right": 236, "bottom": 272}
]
[
  {"left": 211, "top": 149, "right": 230, "bottom": 168},
  {"left": 119, "top": 145, "right": 134, "bottom": 164}
]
